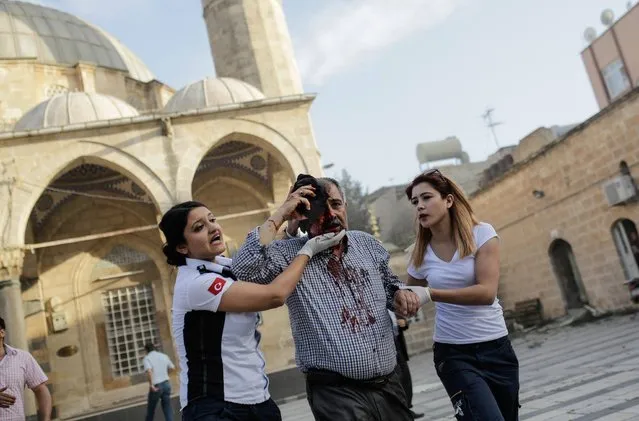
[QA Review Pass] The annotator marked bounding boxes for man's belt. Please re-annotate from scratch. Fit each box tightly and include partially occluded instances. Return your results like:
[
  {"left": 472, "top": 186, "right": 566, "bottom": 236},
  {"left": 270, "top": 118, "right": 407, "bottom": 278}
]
[{"left": 305, "top": 367, "right": 395, "bottom": 389}]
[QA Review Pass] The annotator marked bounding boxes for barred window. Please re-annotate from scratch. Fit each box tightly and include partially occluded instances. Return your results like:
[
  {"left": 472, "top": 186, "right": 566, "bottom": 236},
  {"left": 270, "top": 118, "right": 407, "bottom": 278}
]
[{"left": 101, "top": 285, "right": 160, "bottom": 377}]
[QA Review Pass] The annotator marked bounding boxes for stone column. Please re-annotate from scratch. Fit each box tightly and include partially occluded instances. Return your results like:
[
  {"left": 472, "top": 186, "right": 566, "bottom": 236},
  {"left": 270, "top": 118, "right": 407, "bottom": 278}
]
[{"left": 0, "top": 248, "right": 27, "bottom": 350}]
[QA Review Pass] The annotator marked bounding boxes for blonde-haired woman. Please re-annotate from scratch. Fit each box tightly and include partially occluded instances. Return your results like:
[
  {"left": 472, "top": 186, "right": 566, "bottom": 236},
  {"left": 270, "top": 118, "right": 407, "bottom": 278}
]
[{"left": 405, "top": 169, "right": 519, "bottom": 421}]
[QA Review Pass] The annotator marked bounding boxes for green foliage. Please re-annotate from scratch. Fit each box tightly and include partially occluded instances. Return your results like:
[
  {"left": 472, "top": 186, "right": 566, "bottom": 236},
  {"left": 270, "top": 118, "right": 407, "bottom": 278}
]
[{"left": 337, "top": 170, "right": 374, "bottom": 234}]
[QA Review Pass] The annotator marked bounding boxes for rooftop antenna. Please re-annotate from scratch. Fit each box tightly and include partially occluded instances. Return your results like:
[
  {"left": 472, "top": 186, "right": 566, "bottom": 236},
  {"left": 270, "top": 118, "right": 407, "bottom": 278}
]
[{"left": 481, "top": 107, "right": 502, "bottom": 149}]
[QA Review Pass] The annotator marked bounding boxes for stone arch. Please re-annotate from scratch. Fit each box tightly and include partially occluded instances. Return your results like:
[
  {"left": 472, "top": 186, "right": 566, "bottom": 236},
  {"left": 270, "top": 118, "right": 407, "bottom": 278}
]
[
  {"left": 175, "top": 121, "right": 307, "bottom": 202},
  {"left": 69, "top": 233, "right": 173, "bottom": 408},
  {"left": 10, "top": 147, "right": 173, "bottom": 247},
  {"left": 193, "top": 171, "right": 273, "bottom": 208},
  {"left": 610, "top": 218, "right": 639, "bottom": 281},
  {"left": 548, "top": 239, "right": 589, "bottom": 310},
  {"left": 35, "top": 195, "right": 158, "bottom": 247},
  {"left": 193, "top": 176, "right": 271, "bottom": 249}
]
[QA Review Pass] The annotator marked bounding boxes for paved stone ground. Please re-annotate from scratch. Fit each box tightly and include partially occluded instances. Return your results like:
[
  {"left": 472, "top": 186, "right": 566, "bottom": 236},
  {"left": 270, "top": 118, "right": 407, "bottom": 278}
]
[{"left": 280, "top": 313, "right": 639, "bottom": 420}]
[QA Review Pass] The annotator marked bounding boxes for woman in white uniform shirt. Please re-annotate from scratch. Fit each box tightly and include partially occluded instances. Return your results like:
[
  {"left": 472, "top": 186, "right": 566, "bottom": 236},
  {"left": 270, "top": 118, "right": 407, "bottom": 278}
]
[
  {"left": 404, "top": 170, "right": 520, "bottom": 421},
  {"left": 159, "top": 200, "right": 343, "bottom": 421}
]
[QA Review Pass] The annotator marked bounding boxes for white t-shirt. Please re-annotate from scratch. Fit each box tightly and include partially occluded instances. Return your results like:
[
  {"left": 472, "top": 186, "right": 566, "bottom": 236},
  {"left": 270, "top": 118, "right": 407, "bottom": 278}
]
[
  {"left": 172, "top": 257, "right": 270, "bottom": 410},
  {"left": 143, "top": 351, "right": 175, "bottom": 385},
  {"left": 407, "top": 222, "right": 508, "bottom": 345}
]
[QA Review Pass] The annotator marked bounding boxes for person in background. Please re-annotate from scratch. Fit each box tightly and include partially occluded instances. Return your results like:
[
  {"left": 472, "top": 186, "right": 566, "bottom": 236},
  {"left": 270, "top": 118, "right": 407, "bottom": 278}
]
[
  {"left": 0, "top": 315, "right": 52, "bottom": 421},
  {"left": 388, "top": 310, "right": 424, "bottom": 420},
  {"left": 143, "top": 343, "right": 176, "bottom": 421},
  {"left": 405, "top": 169, "right": 520, "bottom": 421}
]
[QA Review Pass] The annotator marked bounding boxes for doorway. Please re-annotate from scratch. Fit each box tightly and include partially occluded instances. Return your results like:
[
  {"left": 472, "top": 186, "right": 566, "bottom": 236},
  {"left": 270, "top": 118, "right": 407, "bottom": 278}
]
[
  {"left": 611, "top": 219, "right": 639, "bottom": 281},
  {"left": 549, "top": 239, "right": 588, "bottom": 309}
]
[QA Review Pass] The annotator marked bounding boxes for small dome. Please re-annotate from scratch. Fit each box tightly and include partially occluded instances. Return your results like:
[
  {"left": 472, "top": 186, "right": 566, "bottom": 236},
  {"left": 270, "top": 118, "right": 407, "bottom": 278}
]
[
  {"left": 14, "top": 92, "right": 139, "bottom": 131},
  {"left": 0, "top": 0, "right": 154, "bottom": 82},
  {"left": 163, "top": 77, "right": 265, "bottom": 113}
]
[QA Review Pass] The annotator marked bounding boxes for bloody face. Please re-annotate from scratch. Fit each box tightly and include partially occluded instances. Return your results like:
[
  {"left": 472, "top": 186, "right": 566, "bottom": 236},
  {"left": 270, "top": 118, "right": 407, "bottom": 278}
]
[{"left": 307, "top": 183, "right": 348, "bottom": 238}]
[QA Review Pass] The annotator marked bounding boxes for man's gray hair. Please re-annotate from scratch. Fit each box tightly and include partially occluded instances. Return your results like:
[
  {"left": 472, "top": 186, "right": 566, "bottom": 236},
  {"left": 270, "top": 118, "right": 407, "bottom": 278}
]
[{"left": 318, "top": 177, "right": 346, "bottom": 204}]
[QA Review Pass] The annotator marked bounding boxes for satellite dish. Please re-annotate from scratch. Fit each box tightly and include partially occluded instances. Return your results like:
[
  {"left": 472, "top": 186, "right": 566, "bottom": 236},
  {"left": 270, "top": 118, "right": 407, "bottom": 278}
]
[
  {"left": 583, "top": 27, "right": 597, "bottom": 43},
  {"left": 601, "top": 9, "right": 615, "bottom": 26}
]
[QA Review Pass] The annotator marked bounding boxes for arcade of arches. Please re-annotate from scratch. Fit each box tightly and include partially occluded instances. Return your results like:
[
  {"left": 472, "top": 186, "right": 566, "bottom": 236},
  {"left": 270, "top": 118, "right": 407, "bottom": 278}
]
[
  {"left": 0, "top": 0, "right": 324, "bottom": 418},
  {"left": 0, "top": 110, "right": 320, "bottom": 418}
]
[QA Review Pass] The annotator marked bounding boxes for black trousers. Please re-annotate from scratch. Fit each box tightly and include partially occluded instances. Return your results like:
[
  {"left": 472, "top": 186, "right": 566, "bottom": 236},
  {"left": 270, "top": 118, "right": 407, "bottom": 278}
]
[
  {"left": 305, "top": 366, "right": 413, "bottom": 421},
  {"left": 433, "top": 336, "right": 520, "bottom": 421},
  {"left": 182, "top": 397, "right": 281, "bottom": 421},
  {"left": 395, "top": 333, "right": 414, "bottom": 406}
]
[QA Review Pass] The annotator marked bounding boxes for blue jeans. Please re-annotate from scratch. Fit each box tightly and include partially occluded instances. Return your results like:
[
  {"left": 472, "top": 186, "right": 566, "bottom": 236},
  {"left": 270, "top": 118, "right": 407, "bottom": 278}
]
[
  {"left": 146, "top": 381, "right": 173, "bottom": 421},
  {"left": 182, "top": 397, "right": 281, "bottom": 421},
  {"left": 433, "top": 336, "right": 520, "bottom": 421}
]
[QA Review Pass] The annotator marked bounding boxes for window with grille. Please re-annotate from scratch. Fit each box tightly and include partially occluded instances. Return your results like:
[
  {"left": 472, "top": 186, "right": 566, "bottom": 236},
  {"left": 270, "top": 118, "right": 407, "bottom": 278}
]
[{"left": 101, "top": 285, "right": 160, "bottom": 377}]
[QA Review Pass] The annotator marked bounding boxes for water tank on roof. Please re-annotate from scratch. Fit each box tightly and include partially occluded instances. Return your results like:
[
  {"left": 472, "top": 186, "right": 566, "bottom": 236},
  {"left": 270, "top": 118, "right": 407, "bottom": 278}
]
[{"left": 416, "top": 136, "right": 468, "bottom": 165}]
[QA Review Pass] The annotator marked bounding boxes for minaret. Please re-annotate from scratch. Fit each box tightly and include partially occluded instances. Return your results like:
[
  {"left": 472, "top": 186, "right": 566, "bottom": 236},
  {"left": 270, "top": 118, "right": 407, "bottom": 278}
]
[{"left": 201, "top": 0, "right": 304, "bottom": 98}]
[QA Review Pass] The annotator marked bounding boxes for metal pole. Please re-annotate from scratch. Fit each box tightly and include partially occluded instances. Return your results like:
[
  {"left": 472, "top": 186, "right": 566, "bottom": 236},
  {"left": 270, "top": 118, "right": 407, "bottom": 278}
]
[{"left": 7, "top": 206, "right": 275, "bottom": 251}]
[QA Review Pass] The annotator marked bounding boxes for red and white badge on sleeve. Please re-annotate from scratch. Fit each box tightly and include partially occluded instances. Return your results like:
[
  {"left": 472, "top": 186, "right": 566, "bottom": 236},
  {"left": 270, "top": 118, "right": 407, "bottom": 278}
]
[{"left": 208, "top": 277, "right": 226, "bottom": 296}]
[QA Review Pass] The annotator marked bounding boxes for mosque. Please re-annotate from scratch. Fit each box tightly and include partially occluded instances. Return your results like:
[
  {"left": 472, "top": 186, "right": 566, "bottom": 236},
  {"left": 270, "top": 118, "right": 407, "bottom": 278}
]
[{"left": 0, "top": 0, "right": 323, "bottom": 418}]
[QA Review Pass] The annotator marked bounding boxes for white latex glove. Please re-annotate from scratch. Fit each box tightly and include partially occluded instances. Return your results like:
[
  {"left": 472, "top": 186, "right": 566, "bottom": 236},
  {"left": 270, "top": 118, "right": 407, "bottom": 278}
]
[
  {"left": 399, "top": 285, "right": 432, "bottom": 305},
  {"left": 297, "top": 230, "right": 346, "bottom": 258}
]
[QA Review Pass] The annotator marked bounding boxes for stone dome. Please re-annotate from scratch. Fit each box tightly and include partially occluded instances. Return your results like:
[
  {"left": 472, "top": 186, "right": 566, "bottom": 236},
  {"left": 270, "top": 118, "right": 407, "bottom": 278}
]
[
  {"left": 163, "top": 77, "right": 265, "bottom": 113},
  {"left": 0, "top": 0, "right": 154, "bottom": 82},
  {"left": 14, "top": 92, "right": 139, "bottom": 131}
]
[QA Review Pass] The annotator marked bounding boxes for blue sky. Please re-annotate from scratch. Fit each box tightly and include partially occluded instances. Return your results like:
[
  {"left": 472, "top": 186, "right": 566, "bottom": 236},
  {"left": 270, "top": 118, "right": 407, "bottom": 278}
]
[{"left": 37, "top": 0, "right": 634, "bottom": 191}]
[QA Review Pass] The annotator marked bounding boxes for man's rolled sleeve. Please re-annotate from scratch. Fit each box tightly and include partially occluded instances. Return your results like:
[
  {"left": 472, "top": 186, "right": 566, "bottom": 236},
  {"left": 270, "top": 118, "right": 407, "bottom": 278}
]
[{"left": 231, "top": 228, "right": 289, "bottom": 285}]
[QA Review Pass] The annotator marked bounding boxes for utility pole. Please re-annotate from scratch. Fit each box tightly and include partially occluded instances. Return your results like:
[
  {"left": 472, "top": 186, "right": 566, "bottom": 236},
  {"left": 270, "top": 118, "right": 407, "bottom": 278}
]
[{"left": 482, "top": 108, "right": 503, "bottom": 149}]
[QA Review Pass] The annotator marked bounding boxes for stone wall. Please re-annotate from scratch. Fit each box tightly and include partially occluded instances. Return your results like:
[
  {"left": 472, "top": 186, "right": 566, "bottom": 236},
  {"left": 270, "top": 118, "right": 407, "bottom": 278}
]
[
  {"left": 0, "top": 61, "right": 79, "bottom": 131},
  {"left": 0, "top": 61, "right": 174, "bottom": 131},
  {"left": 470, "top": 88, "right": 639, "bottom": 319}
]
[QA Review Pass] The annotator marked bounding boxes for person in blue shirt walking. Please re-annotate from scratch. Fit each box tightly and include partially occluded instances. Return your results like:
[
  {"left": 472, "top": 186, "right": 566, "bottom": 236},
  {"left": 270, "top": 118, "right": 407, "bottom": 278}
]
[{"left": 143, "top": 343, "right": 175, "bottom": 421}]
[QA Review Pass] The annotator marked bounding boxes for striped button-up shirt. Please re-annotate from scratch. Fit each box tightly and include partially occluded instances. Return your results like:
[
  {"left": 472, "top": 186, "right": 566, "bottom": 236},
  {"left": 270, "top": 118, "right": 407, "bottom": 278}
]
[
  {"left": 232, "top": 228, "right": 401, "bottom": 380},
  {"left": 0, "top": 344, "right": 48, "bottom": 421}
]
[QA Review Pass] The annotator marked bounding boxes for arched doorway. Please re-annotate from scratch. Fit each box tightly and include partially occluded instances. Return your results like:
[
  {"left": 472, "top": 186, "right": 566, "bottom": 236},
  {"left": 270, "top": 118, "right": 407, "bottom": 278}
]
[
  {"left": 191, "top": 139, "right": 279, "bottom": 255},
  {"left": 611, "top": 219, "right": 639, "bottom": 280},
  {"left": 24, "top": 160, "right": 166, "bottom": 418},
  {"left": 549, "top": 239, "right": 588, "bottom": 309}
]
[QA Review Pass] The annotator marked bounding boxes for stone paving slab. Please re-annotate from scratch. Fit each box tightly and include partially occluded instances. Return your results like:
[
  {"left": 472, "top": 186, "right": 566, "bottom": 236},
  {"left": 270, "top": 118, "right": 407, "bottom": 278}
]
[{"left": 279, "top": 313, "right": 639, "bottom": 420}]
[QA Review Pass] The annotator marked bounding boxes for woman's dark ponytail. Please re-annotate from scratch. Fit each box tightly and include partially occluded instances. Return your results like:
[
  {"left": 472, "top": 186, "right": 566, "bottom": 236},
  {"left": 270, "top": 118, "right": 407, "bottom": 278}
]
[{"left": 159, "top": 201, "right": 206, "bottom": 266}]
